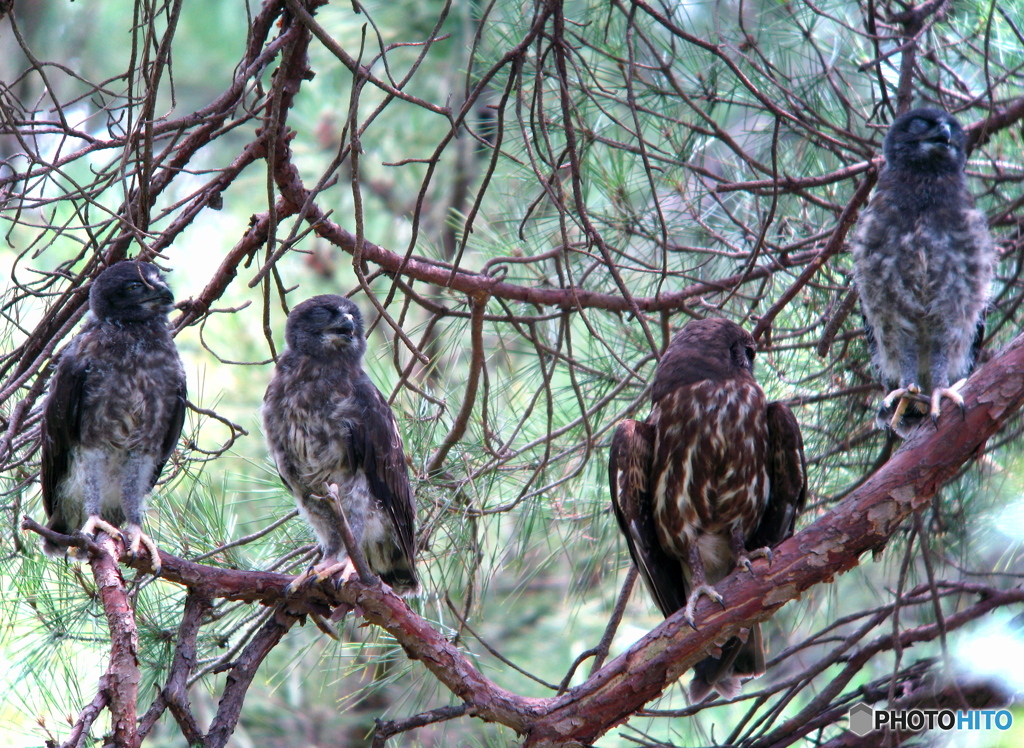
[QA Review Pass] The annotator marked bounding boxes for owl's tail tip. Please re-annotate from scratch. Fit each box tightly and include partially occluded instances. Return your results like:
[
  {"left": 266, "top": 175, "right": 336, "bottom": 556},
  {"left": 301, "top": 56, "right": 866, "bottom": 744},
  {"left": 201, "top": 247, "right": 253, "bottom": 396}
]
[{"left": 381, "top": 567, "right": 420, "bottom": 597}]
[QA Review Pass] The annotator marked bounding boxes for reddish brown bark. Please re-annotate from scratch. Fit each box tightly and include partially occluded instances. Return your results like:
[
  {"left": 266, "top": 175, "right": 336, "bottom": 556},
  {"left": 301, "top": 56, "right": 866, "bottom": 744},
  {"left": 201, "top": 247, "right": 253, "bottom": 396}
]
[{"left": 90, "top": 536, "right": 141, "bottom": 748}]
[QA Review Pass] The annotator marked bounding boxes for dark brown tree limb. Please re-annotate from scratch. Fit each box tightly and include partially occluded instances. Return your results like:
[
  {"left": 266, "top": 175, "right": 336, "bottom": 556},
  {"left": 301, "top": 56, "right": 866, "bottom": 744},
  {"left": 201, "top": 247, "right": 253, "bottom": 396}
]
[
  {"left": 752, "top": 175, "right": 875, "bottom": 342},
  {"left": 816, "top": 675, "right": 1009, "bottom": 748},
  {"left": 426, "top": 293, "right": 488, "bottom": 474},
  {"left": 523, "top": 329, "right": 1024, "bottom": 745},
  {"left": 371, "top": 703, "right": 472, "bottom": 748},
  {"left": 58, "top": 690, "right": 109, "bottom": 748},
  {"left": 135, "top": 591, "right": 210, "bottom": 746},
  {"left": 205, "top": 607, "right": 297, "bottom": 748},
  {"left": 746, "top": 588, "right": 1019, "bottom": 748},
  {"left": 558, "top": 565, "right": 638, "bottom": 693}
]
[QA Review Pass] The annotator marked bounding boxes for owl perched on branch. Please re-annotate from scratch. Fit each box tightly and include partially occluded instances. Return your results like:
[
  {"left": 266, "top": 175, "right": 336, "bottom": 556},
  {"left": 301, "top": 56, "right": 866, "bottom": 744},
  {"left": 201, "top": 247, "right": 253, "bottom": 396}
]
[
  {"left": 41, "top": 261, "right": 187, "bottom": 573},
  {"left": 262, "top": 295, "right": 419, "bottom": 595},
  {"left": 851, "top": 107, "right": 997, "bottom": 434},
  {"left": 609, "top": 318, "right": 806, "bottom": 701}
]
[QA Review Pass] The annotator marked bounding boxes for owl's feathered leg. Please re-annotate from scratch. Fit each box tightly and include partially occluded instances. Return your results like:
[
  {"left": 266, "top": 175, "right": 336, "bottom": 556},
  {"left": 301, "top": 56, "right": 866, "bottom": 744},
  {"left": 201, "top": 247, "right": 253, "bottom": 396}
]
[
  {"left": 928, "top": 345, "right": 968, "bottom": 423},
  {"left": 288, "top": 485, "right": 366, "bottom": 592},
  {"left": 683, "top": 543, "right": 726, "bottom": 630},
  {"left": 121, "top": 455, "right": 162, "bottom": 574},
  {"left": 73, "top": 456, "right": 124, "bottom": 556}
]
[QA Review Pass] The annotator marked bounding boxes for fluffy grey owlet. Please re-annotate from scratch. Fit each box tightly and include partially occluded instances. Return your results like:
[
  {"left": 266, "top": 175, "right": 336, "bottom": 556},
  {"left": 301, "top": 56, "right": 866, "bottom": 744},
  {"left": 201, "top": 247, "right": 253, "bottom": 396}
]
[
  {"left": 262, "top": 295, "right": 418, "bottom": 595},
  {"left": 41, "top": 260, "right": 187, "bottom": 573},
  {"left": 851, "top": 107, "right": 996, "bottom": 434}
]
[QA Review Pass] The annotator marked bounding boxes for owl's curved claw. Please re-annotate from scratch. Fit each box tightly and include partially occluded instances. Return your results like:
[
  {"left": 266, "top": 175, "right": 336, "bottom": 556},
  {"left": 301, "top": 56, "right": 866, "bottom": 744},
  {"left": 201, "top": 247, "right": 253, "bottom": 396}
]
[
  {"left": 683, "top": 584, "right": 726, "bottom": 630},
  {"left": 929, "top": 382, "right": 967, "bottom": 425},
  {"left": 123, "top": 523, "right": 162, "bottom": 575},
  {"left": 331, "top": 561, "right": 359, "bottom": 590},
  {"left": 287, "top": 563, "right": 319, "bottom": 594},
  {"left": 736, "top": 546, "right": 772, "bottom": 575}
]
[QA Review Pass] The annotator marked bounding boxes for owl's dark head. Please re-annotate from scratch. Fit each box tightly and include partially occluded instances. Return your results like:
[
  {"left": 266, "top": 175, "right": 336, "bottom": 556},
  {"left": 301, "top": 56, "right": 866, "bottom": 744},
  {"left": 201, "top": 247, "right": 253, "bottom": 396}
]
[
  {"left": 883, "top": 108, "right": 966, "bottom": 174},
  {"left": 652, "top": 317, "right": 757, "bottom": 401},
  {"left": 285, "top": 294, "right": 366, "bottom": 361},
  {"left": 90, "top": 261, "right": 175, "bottom": 324}
]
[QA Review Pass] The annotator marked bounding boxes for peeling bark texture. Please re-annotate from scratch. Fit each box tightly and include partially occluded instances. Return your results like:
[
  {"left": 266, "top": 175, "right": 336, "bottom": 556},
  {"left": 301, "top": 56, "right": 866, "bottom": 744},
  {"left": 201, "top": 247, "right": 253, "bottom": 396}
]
[
  {"left": 89, "top": 536, "right": 140, "bottom": 748},
  {"left": 136, "top": 591, "right": 209, "bottom": 745},
  {"left": 22, "top": 328, "right": 1024, "bottom": 747}
]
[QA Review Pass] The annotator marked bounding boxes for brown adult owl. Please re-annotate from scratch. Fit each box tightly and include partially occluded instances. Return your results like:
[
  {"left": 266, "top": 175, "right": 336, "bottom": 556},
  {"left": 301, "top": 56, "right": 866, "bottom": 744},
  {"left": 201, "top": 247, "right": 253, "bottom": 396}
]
[{"left": 609, "top": 318, "right": 806, "bottom": 701}]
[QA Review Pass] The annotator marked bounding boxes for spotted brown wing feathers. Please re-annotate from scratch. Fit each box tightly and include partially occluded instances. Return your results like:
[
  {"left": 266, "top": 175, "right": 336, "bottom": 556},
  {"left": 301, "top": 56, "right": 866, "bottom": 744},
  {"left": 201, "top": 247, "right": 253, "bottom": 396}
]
[
  {"left": 349, "top": 378, "right": 418, "bottom": 582},
  {"left": 609, "top": 418, "right": 689, "bottom": 617},
  {"left": 749, "top": 401, "right": 807, "bottom": 551},
  {"left": 151, "top": 378, "right": 187, "bottom": 490}
]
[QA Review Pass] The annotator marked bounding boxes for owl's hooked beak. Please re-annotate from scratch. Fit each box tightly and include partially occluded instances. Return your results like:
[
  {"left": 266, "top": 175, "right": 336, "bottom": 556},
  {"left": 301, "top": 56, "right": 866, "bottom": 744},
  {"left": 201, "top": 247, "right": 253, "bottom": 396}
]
[
  {"left": 927, "top": 122, "right": 953, "bottom": 146},
  {"left": 325, "top": 313, "right": 357, "bottom": 341},
  {"left": 141, "top": 283, "right": 175, "bottom": 312}
]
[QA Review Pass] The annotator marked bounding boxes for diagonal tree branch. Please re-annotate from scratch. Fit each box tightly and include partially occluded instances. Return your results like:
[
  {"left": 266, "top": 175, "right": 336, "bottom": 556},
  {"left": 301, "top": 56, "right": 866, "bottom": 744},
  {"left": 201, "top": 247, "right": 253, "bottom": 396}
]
[{"left": 135, "top": 590, "right": 209, "bottom": 746}]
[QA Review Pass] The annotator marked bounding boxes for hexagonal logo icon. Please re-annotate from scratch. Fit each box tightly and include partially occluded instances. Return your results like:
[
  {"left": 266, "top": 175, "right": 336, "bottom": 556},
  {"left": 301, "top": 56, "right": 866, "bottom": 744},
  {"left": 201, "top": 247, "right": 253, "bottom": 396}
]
[{"left": 848, "top": 703, "right": 874, "bottom": 737}]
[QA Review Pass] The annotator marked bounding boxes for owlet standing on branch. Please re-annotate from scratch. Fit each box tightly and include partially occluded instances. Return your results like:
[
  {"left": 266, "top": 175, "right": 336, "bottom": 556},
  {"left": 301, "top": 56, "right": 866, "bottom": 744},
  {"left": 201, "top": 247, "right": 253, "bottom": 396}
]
[
  {"left": 40, "top": 261, "right": 187, "bottom": 574},
  {"left": 609, "top": 318, "right": 806, "bottom": 701},
  {"left": 851, "top": 107, "right": 997, "bottom": 434},
  {"left": 262, "top": 295, "right": 419, "bottom": 595}
]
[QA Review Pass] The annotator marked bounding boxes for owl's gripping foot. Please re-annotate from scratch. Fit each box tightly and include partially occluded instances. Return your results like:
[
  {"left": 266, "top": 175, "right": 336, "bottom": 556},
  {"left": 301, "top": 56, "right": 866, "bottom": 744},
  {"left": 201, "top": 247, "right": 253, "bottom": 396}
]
[
  {"left": 730, "top": 526, "right": 771, "bottom": 575},
  {"left": 929, "top": 380, "right": 967, "bottom": 424},
  {"left": 683, "top": 584, "right": 726, "bottom": 631},
  {"left": 78, "top": 515, "right": 122, "bottom": 543},
  {"left": 287, "top": 563, "right": 318, "bottom": 594},
  {"left": 68, "top": 516, "right": 123, "bottom": 561},
  {"left": 882, "top": 384, "right": 922, "bottom": 430},
  {"left": 123, "top": 523, "right": 162, "bottom": 575},
  {"left": 319, "top": 559, "right": 357, "bottom": 590},
  {"left": 736, "top": 546, "right": 773, "bottom": 575},
  {"left": 286, "top": 558, "right": 354, "bottom": 593}
]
